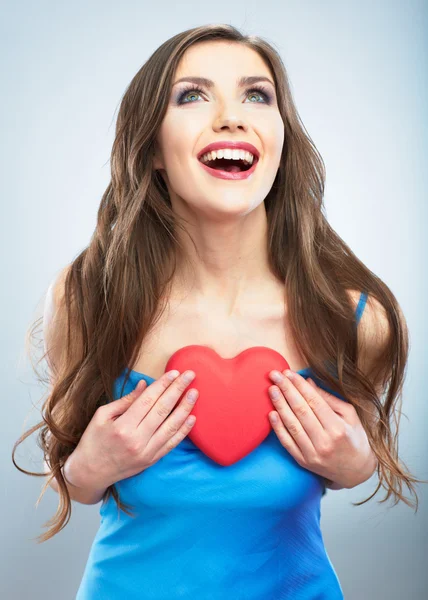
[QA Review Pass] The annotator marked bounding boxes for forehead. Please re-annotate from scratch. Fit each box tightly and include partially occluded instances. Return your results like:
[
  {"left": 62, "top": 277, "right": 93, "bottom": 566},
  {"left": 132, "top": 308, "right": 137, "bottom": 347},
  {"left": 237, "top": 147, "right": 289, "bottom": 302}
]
[{"left": 174, "top": 41, "right": 272, "bottom": 82}]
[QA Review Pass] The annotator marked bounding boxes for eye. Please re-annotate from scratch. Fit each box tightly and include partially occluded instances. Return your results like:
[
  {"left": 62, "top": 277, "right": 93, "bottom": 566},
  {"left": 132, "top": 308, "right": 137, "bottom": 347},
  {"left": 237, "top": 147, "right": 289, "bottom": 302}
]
[
  {"left": 176, "top": 85, "right": 273, "bottom": 105},
  {"left": 177, "top": 86, "right": 205, "bottom": 104},
  {"left": 246, "top": 87, "right": 271, "bottom": 103}
]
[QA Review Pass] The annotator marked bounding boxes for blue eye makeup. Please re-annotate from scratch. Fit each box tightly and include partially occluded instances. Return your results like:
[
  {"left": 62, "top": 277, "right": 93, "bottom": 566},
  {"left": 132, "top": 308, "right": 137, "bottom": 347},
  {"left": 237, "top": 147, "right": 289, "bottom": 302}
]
[{"left": 175, "top": 84, "right": 274, "bottom": 106}]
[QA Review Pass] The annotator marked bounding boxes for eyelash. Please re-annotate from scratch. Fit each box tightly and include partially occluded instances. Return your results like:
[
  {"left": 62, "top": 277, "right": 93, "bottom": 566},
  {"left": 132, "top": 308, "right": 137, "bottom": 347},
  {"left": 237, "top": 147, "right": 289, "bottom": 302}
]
[{"left": 176, "top": 84, "right": 273, "bottom": 106}]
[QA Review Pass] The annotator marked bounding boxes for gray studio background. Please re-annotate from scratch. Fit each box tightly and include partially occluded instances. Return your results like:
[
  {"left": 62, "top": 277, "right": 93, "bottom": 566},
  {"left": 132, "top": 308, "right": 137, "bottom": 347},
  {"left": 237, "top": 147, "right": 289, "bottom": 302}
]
[{"left": 2, "top": 1, "right": 427, "bottom": 598}]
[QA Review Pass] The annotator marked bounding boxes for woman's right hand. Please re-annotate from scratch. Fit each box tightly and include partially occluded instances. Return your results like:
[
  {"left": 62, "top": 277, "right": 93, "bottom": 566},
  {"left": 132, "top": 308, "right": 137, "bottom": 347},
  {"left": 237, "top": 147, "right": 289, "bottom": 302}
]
[{"left": 64, "top": 370, "right": 199, "bottom": 490}]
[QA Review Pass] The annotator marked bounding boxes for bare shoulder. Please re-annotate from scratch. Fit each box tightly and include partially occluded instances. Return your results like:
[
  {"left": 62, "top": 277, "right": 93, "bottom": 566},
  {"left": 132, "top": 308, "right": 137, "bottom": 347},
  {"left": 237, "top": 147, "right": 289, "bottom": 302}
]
[
  {"left": 51, "top": 263, "right": 73, "bottom": 306},
  {"left": 43, "top": 263, "right": 81, "bottom": 378},
  {"left": 346, "top": 289, "right": 392, "bottom": 394},
  {"left": 346, "top": 289, "right": 389, "bottom": 344},
  {"left": 44, "top": 265, "right": 71, "bottom": 334}
]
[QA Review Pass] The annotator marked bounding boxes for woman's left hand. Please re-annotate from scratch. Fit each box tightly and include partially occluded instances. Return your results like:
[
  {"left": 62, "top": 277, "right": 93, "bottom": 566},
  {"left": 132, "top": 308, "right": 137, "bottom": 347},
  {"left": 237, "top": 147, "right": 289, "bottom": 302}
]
[{"left": 268, "top": 369, "right": 377, "bottom": 489}]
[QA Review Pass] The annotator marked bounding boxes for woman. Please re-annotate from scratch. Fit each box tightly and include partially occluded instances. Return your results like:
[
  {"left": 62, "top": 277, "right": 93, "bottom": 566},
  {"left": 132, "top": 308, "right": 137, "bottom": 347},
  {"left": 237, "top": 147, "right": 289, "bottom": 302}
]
[{"left": 13, "top": 23, "right": 421, "bottom": 599}]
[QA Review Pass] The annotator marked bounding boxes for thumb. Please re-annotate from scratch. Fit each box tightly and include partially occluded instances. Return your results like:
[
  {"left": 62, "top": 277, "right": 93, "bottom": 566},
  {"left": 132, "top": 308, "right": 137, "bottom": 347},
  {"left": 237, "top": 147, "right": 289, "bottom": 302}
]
[
  {"left": 307, "top": 378, "right": 348, "bottom": 414},
  {"left": 107, "top": 379, "right": 147, "bottom": 418}
]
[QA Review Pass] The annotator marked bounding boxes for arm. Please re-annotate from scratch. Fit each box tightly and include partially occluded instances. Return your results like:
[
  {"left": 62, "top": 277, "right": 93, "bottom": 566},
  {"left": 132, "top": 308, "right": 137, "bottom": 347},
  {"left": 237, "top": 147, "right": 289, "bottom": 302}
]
[
  {"left": 43, "top": 266, "right": 107, "bottom": 505},
  {"left": 44, "top": 453, "right": 108, "bottom": 505}
]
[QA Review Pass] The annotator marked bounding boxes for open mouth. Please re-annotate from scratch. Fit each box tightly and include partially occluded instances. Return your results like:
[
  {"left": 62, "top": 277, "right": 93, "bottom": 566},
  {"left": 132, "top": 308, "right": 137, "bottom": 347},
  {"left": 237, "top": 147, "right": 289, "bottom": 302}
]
[
  {"left": 197, "top": 155, "right": 259, "bottom": 180},
  {"left": 200, "top": 157, "right": 255, "bottom": 173}
]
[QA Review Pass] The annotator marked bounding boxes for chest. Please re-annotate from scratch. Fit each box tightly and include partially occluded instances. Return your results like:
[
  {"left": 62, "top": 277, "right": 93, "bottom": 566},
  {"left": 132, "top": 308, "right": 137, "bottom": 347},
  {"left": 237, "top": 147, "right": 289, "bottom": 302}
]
[{"left": 129, "top": 295, "right": 310, "bottom": 379}]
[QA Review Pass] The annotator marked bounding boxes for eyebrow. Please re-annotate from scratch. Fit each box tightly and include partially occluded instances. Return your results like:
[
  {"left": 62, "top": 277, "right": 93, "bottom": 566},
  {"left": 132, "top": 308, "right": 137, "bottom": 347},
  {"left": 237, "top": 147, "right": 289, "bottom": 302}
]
[{"left": 172, "top": 75, "right": 275, "bottom": 89}]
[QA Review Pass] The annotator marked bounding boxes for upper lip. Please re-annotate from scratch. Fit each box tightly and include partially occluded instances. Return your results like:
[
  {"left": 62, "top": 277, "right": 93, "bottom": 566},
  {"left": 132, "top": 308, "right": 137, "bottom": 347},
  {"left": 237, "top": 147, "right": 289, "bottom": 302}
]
[{"left": 197, "top": 141, "right": 260, "bottom": 161}]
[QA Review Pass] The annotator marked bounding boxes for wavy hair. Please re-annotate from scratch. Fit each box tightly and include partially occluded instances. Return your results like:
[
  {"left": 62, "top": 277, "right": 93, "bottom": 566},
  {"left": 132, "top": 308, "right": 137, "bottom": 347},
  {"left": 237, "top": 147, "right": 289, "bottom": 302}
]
[{"left": 12, "top": 23, "right": 424, "bottom": 543}]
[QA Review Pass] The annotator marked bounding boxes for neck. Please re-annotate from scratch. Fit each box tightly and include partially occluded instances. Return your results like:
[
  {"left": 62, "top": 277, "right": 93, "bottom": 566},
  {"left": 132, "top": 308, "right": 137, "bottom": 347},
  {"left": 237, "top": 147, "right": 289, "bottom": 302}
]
[{"left": 170, "top": 204, "right": 282, "bottom": 317}]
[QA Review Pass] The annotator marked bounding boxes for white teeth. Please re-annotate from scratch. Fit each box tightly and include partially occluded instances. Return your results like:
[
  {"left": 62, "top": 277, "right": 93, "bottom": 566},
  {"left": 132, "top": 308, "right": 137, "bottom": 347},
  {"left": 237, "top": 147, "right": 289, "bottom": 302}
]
[{"left": 199, "top": 149, "right": 255, "bottom": 165}]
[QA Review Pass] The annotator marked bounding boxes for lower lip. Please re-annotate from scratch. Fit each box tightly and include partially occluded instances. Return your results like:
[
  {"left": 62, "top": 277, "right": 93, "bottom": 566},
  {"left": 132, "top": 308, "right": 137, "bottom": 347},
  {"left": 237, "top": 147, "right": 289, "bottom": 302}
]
[{"left": 197, "top": 157, "right": 259, "bottom": 180}]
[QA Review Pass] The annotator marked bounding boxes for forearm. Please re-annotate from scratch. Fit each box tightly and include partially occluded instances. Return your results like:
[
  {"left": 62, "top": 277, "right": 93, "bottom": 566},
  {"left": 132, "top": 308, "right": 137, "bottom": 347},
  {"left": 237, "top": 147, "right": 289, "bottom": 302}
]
[{"left": 47, "top": 452, "right": 108, "bottom": 505}]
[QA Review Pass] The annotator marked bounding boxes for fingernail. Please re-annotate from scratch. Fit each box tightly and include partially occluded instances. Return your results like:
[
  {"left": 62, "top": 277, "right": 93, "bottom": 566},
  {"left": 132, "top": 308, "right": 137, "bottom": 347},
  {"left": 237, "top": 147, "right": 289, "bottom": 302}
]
[
  {"left": 183, "top": 370, "right": 195, "bottom": 383},
  {"left": 270, "top": 370, "right": 283, "bottom": 383},
  {"left": 270, "top": 387, "right": 281, "bottom": 399},
  {"left": 187, "top": 389, "right": 198, "bottom": 403},
  {"left": 167, "top": 370, "right": 180, "bottom": 381}
]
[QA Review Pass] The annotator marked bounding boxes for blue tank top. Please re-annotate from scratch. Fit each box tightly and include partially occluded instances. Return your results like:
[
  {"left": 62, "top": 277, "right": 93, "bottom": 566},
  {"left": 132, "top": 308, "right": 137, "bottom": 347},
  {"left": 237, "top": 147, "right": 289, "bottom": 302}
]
[{"left": 76, "top": 292, "right": 368, "bottom": 599}]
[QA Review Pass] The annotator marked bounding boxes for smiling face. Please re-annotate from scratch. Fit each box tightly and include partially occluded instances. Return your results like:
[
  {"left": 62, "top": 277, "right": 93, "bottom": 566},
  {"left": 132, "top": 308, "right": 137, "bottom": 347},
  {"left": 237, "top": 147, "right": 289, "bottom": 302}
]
[{"left": 153, "top": 40, "right": 284, "bottom": 219}]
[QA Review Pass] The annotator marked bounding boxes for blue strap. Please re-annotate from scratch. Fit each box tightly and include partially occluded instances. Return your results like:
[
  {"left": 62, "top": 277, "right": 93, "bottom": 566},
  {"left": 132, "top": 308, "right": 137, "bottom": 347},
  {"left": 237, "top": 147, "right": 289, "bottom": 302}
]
[{"left": 355, "top": 291, "right": 368, "bottom": 325}]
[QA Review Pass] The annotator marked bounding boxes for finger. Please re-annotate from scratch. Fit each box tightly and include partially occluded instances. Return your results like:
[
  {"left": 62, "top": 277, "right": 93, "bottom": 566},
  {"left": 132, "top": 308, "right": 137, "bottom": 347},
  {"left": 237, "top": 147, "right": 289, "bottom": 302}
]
[
  {"left": 137, "top": 370, "right": 196, "bottom": 432},
  {"left": 107, "top": 379, "right": 148, "bottom": 420},
  {"left": 269, "top": 370, "right": 325, "bottom": 438},
  {"left": 116, "top": 369, "right": 183, "bottom": 428},
  {"left": 307, "top": 378, "right": 351, "bottom": 417},
  {"left": 147, "top": 393, "right": 199, "bottom": 460},
  {"left": 268, "top": 385, "right": 316, "bottom": 459},
  {"left": 269, "top": 411, "right": 305, "bottom": 464},
  {"left": 282, "top": 371, "right": 343, "bottom": 429},
  {"left": 148, "top": 415, "right": 197, "bottom": 465}
]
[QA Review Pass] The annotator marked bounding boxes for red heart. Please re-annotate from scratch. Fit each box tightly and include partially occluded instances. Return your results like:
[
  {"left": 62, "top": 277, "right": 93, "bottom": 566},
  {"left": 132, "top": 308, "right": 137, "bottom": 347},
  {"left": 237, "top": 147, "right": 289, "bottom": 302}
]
[{"left": 164, "top": 345, "right": 290, "bottom": 466}]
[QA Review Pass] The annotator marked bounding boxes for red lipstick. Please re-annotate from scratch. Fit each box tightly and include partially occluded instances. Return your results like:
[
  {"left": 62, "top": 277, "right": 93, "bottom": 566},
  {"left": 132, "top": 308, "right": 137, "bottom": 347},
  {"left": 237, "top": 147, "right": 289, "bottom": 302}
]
[{"left": 197, "top": 140, "right": 260, "bottom": 181}]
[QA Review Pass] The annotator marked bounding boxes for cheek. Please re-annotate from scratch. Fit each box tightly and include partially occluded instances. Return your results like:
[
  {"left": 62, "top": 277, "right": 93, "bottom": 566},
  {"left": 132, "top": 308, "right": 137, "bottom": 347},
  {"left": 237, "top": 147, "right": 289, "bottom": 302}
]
[
  {"left": 250, "top": 115, "right": 284, "bottom": 176},
  {"left": 264, "top": 114, "right": 284, "bottom": 160},
  {"left": 162, "top": 109, "right": 203, "bottom": 144},
  {"left": 260, "top": 117, "right": 284, "bottom": 167},
  {"left": 159, "top": 121, "right": 202, "bottom": 173}
]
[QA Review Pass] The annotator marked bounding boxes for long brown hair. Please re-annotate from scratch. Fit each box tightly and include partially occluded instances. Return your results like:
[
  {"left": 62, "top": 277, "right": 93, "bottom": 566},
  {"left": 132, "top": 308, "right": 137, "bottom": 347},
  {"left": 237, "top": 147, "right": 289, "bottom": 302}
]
[{"left": 12, "top": 23, "right": 424, "bottom": 543}]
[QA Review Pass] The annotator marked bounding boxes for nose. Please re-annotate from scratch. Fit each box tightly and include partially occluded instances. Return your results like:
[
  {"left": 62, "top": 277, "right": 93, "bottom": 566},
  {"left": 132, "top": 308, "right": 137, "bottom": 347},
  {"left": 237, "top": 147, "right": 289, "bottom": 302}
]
[{"left": 213, "top": 115, "right": 248, "bottom": 133}]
